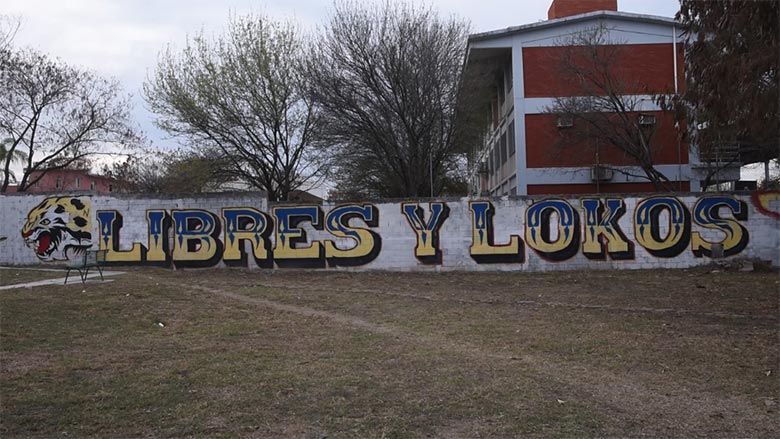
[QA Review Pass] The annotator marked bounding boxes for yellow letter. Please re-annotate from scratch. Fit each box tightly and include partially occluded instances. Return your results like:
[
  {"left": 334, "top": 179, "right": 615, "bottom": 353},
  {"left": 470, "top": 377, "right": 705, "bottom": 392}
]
[
  {"left": 469, "top": 201, "right": 522, "bottom": 263},
  {"left": 272, "top": 206, "right": 324, "bottom": 267},
  {"left": 97, "top": 210, "right": 144, "bottom": 263},
  {"left": 171, "top": 209, "right": 222, "bottom": 267},
  {"left": 401, "top": 202, "right": 449, "bottom": 264},
  {"left": 324, "top": 204, "right": 381, "bottom": 266},
  {"left": 222, "top": 207, "right": 272, "bottom": 267}
]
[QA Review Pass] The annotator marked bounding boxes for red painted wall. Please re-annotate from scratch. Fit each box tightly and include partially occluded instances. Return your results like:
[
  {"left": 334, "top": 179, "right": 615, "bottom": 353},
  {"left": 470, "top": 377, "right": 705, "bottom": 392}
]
[
  {"left": 527, "top": 181, "right": 690, "bottom": 195},
  {"left": 525, "top": 112, "right": 687, "bottom": 168},
  {"left": 17, "top": 170, "right": 116, "bottom": 194},
  {"left": 523, "top": 44, "right": 685, "bottom": 98}
]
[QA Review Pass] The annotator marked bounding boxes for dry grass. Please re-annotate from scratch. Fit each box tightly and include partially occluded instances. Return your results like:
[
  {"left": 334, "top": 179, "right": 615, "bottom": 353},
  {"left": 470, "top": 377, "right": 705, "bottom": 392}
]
[
  {"left": 0, "top": 268, "right": 67, "bottom": 286},
  {"left": 1, "top": 266, "right": 778, "bottom": 438}
]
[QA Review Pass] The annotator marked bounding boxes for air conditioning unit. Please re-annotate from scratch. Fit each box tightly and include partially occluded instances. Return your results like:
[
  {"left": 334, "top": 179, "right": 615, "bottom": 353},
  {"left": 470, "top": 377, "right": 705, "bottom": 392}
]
[
  {"left": 557, "top": 114, "right": 574, "bottom": 128},
  {"left": 590, "top": 165, "right": 614, "bottom": 182},
  {"left": 638, "top": 114, "right": 657, "bottom": 126}
]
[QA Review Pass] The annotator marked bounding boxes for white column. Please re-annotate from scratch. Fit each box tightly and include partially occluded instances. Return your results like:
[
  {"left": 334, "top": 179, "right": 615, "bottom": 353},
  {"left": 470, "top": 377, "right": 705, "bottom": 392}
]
[{"left": 511, "top": 42, "right": 528, "bottom": 195}]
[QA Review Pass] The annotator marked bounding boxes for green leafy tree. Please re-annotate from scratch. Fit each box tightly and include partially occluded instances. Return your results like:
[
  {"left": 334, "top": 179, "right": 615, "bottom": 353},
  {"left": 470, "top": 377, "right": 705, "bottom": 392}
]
[
  {"left": 157, "top": 150, "right": 230, "bottom": 193},
  {"left": 676, "top": 0, "right": 779, "bottom": 170},
  {"left": 103, "top": 149, "right": 230, "bottom": 194},
  {"left": 100, "top": 154, "right": 165, "bottom": 193}
]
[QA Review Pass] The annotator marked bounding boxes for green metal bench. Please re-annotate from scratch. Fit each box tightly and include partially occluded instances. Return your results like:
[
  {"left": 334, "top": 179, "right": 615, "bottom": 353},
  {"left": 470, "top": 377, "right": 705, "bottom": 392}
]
[{"left": 64, "top": 249, "right": 107, "bottom": 285}]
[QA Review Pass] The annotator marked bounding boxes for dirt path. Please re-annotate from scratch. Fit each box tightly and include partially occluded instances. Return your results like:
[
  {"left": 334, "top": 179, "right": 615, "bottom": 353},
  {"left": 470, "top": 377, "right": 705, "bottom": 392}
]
[
  {"left": 180, "top": 280, "right": 777, "bottom": 437},
  {"left": 252, "top": 281, "right": 780, "bottom": 321},
  {"left": 0, "top": 271, "right": 123, "bottom": 290}
]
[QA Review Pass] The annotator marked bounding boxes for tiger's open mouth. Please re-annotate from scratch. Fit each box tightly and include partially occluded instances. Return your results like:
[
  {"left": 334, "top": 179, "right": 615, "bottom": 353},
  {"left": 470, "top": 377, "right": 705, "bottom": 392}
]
[{"left": 24, "top": 230, "right": 61, "bottom": 258}]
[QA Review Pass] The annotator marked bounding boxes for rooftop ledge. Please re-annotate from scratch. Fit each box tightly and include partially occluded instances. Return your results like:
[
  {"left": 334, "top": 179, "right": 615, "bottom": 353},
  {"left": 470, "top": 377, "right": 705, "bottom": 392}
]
[{"left": 468, "top": 10, "right": 678, "bottom": 43}]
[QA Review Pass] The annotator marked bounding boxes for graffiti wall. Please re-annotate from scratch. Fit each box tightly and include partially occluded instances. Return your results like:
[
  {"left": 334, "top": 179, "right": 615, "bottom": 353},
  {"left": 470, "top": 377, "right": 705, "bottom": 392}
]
[{"left": 1, "top": 192, "right": 778, "bottom": 270}]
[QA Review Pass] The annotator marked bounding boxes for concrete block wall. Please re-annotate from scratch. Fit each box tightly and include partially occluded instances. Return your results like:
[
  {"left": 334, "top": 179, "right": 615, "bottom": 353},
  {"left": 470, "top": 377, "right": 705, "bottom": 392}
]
[{"left": 1, "top": 191, "right": 778, "bottom": 270}]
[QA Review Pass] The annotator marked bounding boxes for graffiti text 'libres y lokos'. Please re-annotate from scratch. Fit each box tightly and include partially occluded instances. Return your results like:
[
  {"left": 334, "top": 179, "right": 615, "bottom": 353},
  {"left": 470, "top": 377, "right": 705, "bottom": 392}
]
[{"left": 78, "top": 195, "right": 750, "bottom": 268}]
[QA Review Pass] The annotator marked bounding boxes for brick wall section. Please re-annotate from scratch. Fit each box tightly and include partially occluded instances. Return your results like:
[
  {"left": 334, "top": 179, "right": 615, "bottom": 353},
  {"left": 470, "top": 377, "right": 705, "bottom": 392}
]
[
  {"left": 2, "top": 192, "right": 778, "bottom": 270},
  {"left": 525, "top": 112, "right": 688, "bottom": 168},
  {"left": 547, "top": 0, "right": 617, "bottom": 19},
  {"left": 523, "top": 44, "right": 684, "bottom": 98},
  {"left": 527, "top": 182, "right": 691, "bottom": 195}
]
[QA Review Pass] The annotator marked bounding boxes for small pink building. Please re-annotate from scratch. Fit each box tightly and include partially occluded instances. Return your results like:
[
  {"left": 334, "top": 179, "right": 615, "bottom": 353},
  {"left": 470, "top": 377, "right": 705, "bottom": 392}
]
[{"left": 6, "top": 169, "right": 118, "bottom": 194}]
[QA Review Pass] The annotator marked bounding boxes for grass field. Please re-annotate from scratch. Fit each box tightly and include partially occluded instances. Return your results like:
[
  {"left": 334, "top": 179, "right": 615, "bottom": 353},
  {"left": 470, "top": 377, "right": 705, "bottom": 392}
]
[
  {"left": 0, "top": 268, "right": 69, "bottom": 286},
  {"left": 1, "top": 266, "right": 778, "bottom": 438}
]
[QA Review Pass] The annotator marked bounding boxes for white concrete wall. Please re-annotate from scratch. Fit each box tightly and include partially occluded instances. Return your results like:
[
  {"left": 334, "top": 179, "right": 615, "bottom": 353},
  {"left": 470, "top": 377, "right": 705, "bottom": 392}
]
[{"left": 2, "top": 192, "right": 778, "bottom": 270}]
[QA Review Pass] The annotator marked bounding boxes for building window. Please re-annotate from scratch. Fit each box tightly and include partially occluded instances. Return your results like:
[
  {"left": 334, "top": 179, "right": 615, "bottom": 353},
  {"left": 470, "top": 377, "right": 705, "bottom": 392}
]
[
  {"left": 508, "top": 121, "right": 516, "bottom": 156},
  {"left": 557, "top": 114, "right": 574, "bottom": 128},
  {"left": 108, "top": 183, "right": 113, "bottom": 192},
  {"left": 491, "top": 99, "right": 499, "bottom": 129},
  {"left": 504, "top": 62, "right": 513, "bottom": 94},
  {"left": 75, "top": 177, "right": 80, "bottom": 188},
  {"left": 497, "top": 72, "right": 505, "bottom": 106},
  {"left": 55, "top": 177, "right": 62, "bottom": 189},
  {"left": 90, "top": 181, "right": 96, "bottom": 191},
  {"left": 500, "top": 132, "right": 508, "bottom": 165},
  {"left": 493, "top": 143, "right": 500, "bottom": 172}
]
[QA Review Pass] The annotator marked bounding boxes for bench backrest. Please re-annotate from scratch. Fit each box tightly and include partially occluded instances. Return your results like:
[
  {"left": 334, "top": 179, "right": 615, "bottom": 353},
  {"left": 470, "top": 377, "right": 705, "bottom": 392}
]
[{"left": 83, "top": 249, "right": 108, "bottom": 265}]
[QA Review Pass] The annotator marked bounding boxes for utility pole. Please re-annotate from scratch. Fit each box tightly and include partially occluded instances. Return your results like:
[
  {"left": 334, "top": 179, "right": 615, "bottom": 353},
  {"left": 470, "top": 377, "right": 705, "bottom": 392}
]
[
  {"left": 429, "top": 152, "right": 434, "bottom": 197},
  {"left": 765, "top": 160, "right": 770, "bottom": 186}
]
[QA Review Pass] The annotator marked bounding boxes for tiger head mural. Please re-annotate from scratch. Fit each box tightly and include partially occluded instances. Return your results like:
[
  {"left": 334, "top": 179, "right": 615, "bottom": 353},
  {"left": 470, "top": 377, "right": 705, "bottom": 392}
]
[{"left": 21, "top": 197, "right": 92, "bottom": 262}]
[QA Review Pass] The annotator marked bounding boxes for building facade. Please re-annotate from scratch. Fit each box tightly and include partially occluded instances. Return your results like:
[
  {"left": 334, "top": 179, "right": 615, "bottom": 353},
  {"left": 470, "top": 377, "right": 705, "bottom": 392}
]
[
  {"left": 463, "top": 0, "right": 735, "bottom": 196},
  {"left": 6, "top": 169, "right": 118, "bottom": 194}
]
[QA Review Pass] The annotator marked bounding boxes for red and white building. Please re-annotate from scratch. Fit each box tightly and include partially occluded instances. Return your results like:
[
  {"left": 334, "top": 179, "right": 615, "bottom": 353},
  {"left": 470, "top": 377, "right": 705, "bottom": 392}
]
[
  {"left": 464, "top": 0, "right": 732, "bottom": 196},
  {"left": 5, "top": 169, "right": 118, "bottom": 194}
]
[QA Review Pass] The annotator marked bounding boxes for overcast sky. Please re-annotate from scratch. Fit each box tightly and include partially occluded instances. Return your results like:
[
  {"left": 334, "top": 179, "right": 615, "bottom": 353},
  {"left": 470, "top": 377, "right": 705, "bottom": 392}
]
[{"left": 5, "top": 0, "right": 681, "bottom": 154}]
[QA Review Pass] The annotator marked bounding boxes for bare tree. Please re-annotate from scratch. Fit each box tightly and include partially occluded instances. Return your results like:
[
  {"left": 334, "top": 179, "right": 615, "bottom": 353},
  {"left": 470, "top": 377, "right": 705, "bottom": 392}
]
[
  {"left": 0, "top": 48, "right": 139, "bottom": 192},
  {"left": 0, "top": 15, "right": 19, "bottom": 53},
  {"left": 144, "top": 14, "right": 323, "bottom": 201},
  {"left": 546, "top": 25, "right": 678, "bottom": 191},
  {"left": 1, "top": 18, "right": 27, "bottom": 185},
  {"left": 305, "top": 1, "right": 472, "bottom": 198}
]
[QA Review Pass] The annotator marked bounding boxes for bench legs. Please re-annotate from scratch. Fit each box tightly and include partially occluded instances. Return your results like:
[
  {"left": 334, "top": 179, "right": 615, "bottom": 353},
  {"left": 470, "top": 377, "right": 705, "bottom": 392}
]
[
  {"left": 64, "top": 266, "right": 105, "bottom": 285},
  {"left": 64, "top": 268, "right": 85, "bottom": 285},
  {"left": 88, "top": 266, "right": 104, "bottom": 282},
  {"left": 64, "top": 250, "right": 108, "bottom": 285}
]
